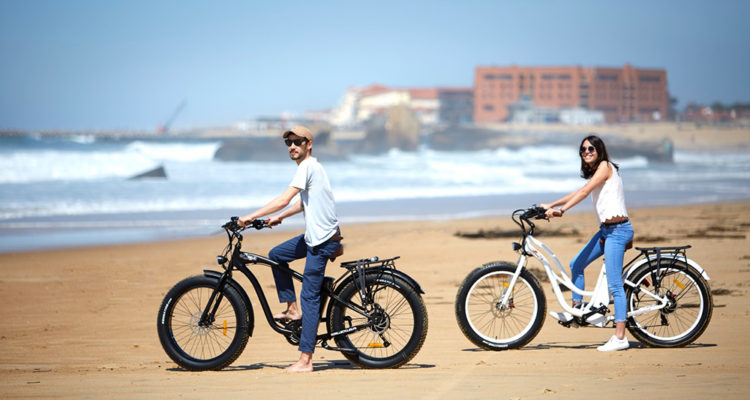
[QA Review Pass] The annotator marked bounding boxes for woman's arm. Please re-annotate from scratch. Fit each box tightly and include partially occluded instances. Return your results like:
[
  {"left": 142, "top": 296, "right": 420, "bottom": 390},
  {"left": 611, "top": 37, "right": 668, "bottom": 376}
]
[
  {"left": 546, "top": 162, "right": 611, "bottom": 218},
  {"left": 541, "top": 191, "right": 576, "bottom": 210}
]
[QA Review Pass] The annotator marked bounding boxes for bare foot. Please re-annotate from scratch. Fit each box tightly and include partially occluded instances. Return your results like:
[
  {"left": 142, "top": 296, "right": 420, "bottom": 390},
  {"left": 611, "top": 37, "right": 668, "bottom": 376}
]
[
  {"left": 274, "top": 302, "right": 302, "bottom": 320},
  {"left": 273, "top": 310, "right": 302, "bottom": 320},
  {"left": 284, "top": 352, "right": 313, "bottom": 373},
  {"left": 284, "top": 360, "right": 313, "bottom": 373}
]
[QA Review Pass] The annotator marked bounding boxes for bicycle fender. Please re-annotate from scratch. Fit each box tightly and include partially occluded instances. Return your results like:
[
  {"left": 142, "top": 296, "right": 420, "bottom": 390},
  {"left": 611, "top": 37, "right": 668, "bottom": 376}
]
[
  {"left": 203, "top": 270, "right": 255, "bottom": 337},
  {"left": 336, "top": 267, "right": 425, "bottom": 295},
  {"left": 380, "top": 268, "right": 425, "bottom": 294},
  {"left": 624, "top": 255, "right": 710, "bottom": 281}
]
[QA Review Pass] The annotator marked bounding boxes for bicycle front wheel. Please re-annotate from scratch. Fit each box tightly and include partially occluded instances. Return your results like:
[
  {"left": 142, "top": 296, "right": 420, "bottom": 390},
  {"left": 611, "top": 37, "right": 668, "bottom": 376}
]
[
  {"left": 328, "top": 273, "right": 428, "bottom": 369},
  {"left": 157, "top": 275, "right": 250, "bottom": 370},
  {"left": 455, "top": 262, "right": 546, "bottom": 350},
  {"left": 626, "top": 260, "right": 713, "bottom": 347}
]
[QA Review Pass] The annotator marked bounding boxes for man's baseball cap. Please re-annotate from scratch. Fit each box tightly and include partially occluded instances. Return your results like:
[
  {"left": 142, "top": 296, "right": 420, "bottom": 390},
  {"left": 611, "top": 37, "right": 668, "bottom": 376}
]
[{"left": 282, "top": 126, "right": 313, "bottom": 141}]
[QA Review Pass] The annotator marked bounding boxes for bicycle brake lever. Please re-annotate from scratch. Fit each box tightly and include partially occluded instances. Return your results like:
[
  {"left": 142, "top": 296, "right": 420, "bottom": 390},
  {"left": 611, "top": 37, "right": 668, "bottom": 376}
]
[{"left": 252, "top": 219, "right": 267, "bottom": 230}]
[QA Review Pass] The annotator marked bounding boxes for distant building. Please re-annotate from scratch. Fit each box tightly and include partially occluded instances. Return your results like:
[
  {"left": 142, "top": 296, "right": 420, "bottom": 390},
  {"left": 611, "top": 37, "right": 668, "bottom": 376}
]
[
  {"left": 505, "top": 95, "right": 604, "bottom": 125},
  {"left": 681, "top": 103, "right": 750, "bottom": 123},
  {"left": 474, "top": 64, "right": 668, "bottom": 123},
  {"left": 559, "top": 107, "right": 605, "bottom": 125},
  {"left": 438, "top": 87, "right": 474, "bottom": 124},
  {"left": 329, "top": 84, "right": 472, "bottom": 128}
]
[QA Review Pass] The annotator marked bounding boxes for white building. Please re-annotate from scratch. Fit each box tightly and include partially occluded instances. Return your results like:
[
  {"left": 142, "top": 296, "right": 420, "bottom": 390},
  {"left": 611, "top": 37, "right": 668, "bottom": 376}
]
[
  {"left": 559, "top": 108, "right": 605, "bottom": 125},
  {"left": 329, "top": 84, "right": 441, "bottom": 128}
]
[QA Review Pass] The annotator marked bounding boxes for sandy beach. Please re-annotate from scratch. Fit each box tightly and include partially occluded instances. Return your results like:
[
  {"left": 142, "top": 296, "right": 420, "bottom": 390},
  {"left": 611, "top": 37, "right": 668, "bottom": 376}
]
[{"left": 1, "top": 200, "right": 749, "bottom": 399}]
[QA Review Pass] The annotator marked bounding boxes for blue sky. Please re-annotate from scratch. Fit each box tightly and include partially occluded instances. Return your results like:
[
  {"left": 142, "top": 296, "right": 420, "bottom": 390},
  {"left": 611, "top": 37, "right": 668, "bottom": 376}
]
[{"left": 1, "top": 0, "right": 748, "bottom": 131}]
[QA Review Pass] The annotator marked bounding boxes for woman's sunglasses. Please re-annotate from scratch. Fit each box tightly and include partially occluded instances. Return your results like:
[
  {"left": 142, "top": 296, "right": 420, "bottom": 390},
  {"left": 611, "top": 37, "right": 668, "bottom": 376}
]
[
  {"left": 284, "top": 138, "right": 309, "bottom": 147},
  {"left": 580, "top": 145, "right": 596, "bottom": 154}
]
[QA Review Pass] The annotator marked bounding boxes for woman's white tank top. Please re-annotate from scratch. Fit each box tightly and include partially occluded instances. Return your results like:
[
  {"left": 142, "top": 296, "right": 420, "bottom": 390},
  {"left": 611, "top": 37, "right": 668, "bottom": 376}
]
[{"left": 591, "top": 162, "right": 628, "bottom": 224}]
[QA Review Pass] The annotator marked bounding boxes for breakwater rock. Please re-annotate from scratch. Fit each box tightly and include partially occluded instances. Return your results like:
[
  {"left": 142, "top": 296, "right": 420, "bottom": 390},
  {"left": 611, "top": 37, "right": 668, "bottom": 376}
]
[{"left": 129, "top": 165, "right": 167, "bottom": 180}]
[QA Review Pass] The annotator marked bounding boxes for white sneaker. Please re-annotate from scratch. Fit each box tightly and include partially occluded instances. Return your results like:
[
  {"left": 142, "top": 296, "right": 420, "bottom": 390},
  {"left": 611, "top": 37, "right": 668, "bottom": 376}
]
[{"left": 597, "top": 335, "right": 629, "bottom": 352}]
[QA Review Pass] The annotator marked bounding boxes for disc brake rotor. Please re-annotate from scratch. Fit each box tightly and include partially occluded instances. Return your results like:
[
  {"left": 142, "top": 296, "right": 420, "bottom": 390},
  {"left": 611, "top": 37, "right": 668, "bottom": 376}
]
[{"left": 190, "top": 312, "right": 213, "bottom": 336}]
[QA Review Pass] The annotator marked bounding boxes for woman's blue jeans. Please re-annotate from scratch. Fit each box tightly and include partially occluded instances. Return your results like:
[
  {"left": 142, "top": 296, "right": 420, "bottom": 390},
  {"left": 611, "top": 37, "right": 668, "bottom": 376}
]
[
  {"left": 569, "top": 221, "right": 634, "bottom": 322},
  {"left": 268, "top": 234, "right": 341, "bottom": 354}
]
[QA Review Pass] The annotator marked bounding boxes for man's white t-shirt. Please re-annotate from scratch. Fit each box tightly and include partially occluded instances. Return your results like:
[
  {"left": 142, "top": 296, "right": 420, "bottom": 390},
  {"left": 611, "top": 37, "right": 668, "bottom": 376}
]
[{"left": 289, "top": 157, "right": 339, "bottom": 247}]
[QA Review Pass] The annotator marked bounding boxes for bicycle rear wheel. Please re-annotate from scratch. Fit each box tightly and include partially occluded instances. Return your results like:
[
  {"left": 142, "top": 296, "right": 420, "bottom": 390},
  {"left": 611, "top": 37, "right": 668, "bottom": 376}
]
[
  {"left": 626, "top": 260, "right": 713, "bottom": 347},
  {"left": 157, "top": 275, "right": 250, "bottom": 370},
  {"left": 328, "top": 273, "right": 428, "bottom": 369},
  {"left": 455, "top": 262, "right": 546, "bottom": 350}
]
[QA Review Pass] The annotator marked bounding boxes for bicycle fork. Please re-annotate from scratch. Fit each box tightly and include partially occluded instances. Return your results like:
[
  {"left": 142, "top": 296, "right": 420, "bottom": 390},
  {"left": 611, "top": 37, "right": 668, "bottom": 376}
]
[
  {"left": 496, "top": 255, "right": 529, "bottom": 309},
  {"left": 199, "top": 271, "right": 232, "bottom": 328}
]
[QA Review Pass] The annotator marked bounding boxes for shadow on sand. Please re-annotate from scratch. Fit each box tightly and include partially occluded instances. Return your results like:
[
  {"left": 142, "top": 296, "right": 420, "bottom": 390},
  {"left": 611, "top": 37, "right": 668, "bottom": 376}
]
[
  {"left": 461, "top": 341, "right": 716, "bottom": 352},
  {"left": 168, "top": 360, "right": 435, "bottom": 372}
]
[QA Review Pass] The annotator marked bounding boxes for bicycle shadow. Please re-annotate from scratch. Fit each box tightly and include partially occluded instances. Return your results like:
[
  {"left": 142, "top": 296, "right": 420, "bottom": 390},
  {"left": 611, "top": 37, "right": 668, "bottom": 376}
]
[
  {"left": 169, "top": 360, "right": 435, "bottom": 372},
  {"left": 462, "top": 341, "right": 717, "bottom": 351}
]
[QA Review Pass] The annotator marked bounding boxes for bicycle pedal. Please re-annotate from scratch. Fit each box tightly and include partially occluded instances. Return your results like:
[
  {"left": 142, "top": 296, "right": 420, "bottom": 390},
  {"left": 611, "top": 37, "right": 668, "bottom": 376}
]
[
  {"left": 585, "top": 313, "right": 607, "bottom": 327},
  {"left": 558, "top": 320, "right": 580, "bottom": 328},
  {"left": 549, "top": 311, "right": 574, "bottom": 323}
]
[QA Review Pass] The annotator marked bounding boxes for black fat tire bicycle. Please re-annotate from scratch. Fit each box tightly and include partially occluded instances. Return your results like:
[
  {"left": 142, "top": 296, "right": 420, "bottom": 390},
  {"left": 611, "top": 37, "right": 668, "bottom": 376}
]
[{"left": 157, "top": 218, "right": 428, "bottom": 370}]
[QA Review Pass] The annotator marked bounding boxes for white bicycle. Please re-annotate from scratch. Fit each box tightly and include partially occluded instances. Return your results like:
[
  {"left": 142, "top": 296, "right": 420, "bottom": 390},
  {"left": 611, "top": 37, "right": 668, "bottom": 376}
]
[{"left": 455, "top": 205, "right": 713, "bottom": 350}]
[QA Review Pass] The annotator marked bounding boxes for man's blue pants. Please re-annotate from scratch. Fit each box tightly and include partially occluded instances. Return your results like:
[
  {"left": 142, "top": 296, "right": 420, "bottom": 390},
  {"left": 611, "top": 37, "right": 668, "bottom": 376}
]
[{"left": 268, "top": 234, "right": 340, "bottom": 353}]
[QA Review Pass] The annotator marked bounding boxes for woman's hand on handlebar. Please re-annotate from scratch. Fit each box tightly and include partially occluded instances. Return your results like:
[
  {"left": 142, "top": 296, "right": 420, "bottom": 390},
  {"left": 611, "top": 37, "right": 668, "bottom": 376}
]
[{"left": 542, "top": 205, "right": 563, "bottom": 219}]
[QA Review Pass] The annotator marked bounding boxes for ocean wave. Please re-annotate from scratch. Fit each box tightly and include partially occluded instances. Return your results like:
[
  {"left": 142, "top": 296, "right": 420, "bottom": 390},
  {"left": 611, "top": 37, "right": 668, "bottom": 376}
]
[
  {"left": 0, "top": 141, "right": 221, "bottom": 183},
  {"left": 0, "top": 150, "right": 158, "bottom": 183},
  {"left": 125, "top": 141, "right": 221, "bottom": 162},
  {"left": 2, "top": 137, "right": 749, "bottom": 221}
]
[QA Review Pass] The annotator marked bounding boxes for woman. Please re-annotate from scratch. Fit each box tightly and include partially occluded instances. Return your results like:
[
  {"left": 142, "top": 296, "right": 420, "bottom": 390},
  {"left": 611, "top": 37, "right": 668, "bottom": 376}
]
[{"left": 541, "top": 135, "right": 634, "bottom": 352}]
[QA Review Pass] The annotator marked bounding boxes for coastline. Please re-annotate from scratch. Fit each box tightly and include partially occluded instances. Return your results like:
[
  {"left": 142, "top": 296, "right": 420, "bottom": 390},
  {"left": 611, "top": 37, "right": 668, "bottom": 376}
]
[
  {"left": 1, "top": 200, "right": 749, "bottom": 399},
  {"left": 3, "top": 186, "right": 750, "bottom": 254},
  {"left": 490, "top": 121, "right": 750, "bottom": 152},
  {"left": 4, "top": 121, "right": 749, "bottom": 152},
  {"left": 2, "top": 121, "right": 748, "bottom": 255}
]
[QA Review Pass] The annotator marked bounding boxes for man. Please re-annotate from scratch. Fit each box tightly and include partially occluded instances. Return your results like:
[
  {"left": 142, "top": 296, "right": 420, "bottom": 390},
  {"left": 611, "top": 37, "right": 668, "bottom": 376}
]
[{"left": 239, "top": 125, "right": 341, "bottom": 373}]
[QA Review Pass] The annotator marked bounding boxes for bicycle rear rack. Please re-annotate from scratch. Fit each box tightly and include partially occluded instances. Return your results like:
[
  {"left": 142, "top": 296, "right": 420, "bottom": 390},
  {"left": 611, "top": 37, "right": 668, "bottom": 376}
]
[
  {"left": 340, "top": 256, "right": 400, "bottom": 270},
  {"left": 633, "top": 245, "right": 691, "bottom": 288}
]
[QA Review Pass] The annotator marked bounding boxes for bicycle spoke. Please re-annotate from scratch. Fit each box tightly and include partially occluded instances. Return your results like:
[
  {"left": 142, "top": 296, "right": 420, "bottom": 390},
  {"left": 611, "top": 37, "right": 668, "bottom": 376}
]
[
  {"left": 167, "top": 286, "right": 239, "bottom": 361},
  {"left": 629, "top": 267, "right": 706, "bottom": 343},
  {"left": 465, "top": 271, "right": 536, "bottom": 343}
]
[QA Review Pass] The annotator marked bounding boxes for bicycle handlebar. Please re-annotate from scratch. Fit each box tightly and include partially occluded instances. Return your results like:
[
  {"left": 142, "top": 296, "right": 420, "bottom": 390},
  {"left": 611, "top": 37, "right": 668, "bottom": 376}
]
[
  {"left": 516, "top": 205, "right": 549, "bottom": 221},
  {"left": 222, "top": 217, "right": 268, "bottom": 232},
  {"left": 511, "top": 205, "right": 550, "bottom": 242}
]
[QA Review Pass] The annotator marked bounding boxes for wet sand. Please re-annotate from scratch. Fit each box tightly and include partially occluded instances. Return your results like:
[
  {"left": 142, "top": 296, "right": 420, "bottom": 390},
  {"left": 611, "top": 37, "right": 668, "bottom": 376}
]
[{"left": 1, "top": 201, "right": 749, "bottom": 399}]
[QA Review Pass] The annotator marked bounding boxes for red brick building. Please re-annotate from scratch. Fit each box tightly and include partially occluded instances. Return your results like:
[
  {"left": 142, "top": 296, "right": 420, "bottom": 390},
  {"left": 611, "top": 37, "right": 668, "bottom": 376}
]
[{"left": 474, "top": 64, "right": 668, "bottom": 123}]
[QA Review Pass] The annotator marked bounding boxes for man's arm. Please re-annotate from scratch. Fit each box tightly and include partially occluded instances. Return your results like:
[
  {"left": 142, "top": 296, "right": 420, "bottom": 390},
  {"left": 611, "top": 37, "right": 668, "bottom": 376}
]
[
  {"left": 239, "top": 186, "right": 301, "bottom": 226},
  {"left": 267, "top": 198, "right": 303, "bottom": 226}
]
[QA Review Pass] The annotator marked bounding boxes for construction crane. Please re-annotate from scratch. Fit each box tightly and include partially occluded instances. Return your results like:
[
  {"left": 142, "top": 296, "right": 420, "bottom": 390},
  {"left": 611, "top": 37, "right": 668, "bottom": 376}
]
[{"left": 157, "top": 100, "right": 186, "bottom": 134}]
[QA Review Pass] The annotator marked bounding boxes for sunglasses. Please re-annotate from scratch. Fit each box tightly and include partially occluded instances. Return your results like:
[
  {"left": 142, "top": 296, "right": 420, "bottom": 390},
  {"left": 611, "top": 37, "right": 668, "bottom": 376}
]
[
  {"left": 284, "top": 138, "right": 308, "bottom": 147},
  {"left": 580, "top": 145, "right": 596, "bottom": 153}
]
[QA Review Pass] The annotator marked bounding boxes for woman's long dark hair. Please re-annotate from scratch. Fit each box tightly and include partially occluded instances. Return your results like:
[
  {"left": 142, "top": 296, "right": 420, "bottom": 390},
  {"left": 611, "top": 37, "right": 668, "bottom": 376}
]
[{"left": 580, "top": 134, "right": 618, "bottom": 179}]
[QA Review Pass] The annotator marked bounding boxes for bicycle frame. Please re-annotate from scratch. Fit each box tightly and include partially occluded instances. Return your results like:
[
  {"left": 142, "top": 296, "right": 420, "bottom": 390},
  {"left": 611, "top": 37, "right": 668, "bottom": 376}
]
[
  {"left": 199, "top": 222, "right": 421, "bottom": 352},
  {"left": 510, "top": 234, "right": 668, "bottom": 326},
  {"left": 501, "top": 207, "right": 706, "bottom": 327}
]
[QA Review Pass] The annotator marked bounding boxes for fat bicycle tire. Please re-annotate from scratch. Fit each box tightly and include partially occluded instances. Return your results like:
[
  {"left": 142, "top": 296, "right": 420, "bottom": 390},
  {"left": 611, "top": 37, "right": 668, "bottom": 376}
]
[
  {"left": 626, "top": 260, "right": 713, "bottom": 347},
  {"left": 157, "top": 275, "right": 250, "bottom": 371},
  {"left": 455, "top": 262, "right": 546, "bottom": 350},
  {"left": 328, "top": 273, "right": 428, "bottom": 369}
]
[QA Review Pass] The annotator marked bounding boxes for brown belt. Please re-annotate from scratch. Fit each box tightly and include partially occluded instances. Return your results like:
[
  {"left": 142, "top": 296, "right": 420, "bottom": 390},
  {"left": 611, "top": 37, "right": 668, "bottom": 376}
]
[{"left": 601, "top": 219, "right": 629, "bottom": 227}]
